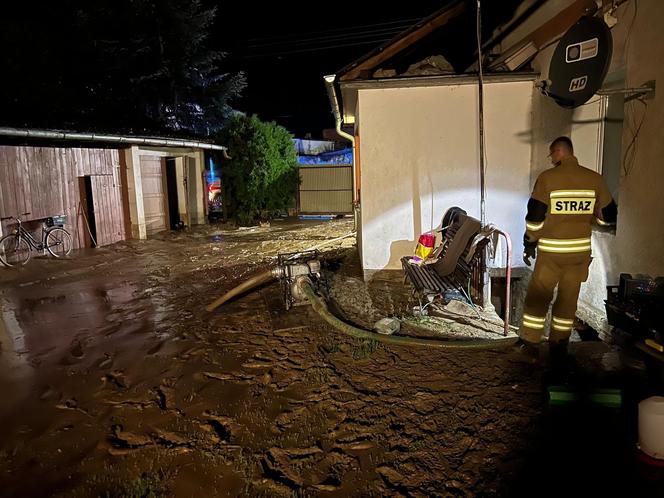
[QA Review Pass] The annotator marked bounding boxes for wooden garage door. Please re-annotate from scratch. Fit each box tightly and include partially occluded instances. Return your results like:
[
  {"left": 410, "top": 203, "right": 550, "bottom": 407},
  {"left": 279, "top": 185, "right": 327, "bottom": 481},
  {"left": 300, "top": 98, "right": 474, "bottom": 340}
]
[
  {"left": 140, "top": 156, "right": 167, "bottom": 235},
  {"left": 91, "top": 174, "right": 126, "bottom": 247},
  {"left": 299, "top": 165, "right": 353, "bottom": 214}
]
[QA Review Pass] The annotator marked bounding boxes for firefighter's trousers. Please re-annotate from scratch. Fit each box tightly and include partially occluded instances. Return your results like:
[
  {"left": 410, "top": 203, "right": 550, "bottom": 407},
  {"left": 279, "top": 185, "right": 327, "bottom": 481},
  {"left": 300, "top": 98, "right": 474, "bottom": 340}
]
[{"left": 520, "top": 251, "right": 591, "bottom": 345}]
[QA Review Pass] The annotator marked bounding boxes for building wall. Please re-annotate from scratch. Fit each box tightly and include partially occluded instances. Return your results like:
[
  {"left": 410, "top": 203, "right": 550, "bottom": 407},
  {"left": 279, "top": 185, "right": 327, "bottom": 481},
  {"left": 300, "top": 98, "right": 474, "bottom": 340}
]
[
  {"left": 529, "top": 0, "right": 664, "bottom": 335},
  {"left": 610, "top": 0, "right": 664, "bottom": 275},
  {"left": 0, "top": 146, "right": 125, "bottom": 249},
  {"left": 357, "top": 79, "right": 534, "bottom": 270}
]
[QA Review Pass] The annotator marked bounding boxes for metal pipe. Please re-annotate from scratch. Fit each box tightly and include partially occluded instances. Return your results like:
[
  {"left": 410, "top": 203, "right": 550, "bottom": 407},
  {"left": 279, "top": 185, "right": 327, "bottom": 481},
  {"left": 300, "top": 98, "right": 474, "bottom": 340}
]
[
  {"left": 324, "top": 75, "right": 358, "bottom": 229},
  {"left": 493, "top": 229, "right": 513, "bottom": 337},
  {"left": 0, "top": 127, "right": 228, "bottom": 152},
  {"left": 476, "top": 0, "right": 487, "bottom": 227},
  {"left": 323, "top": 75, "right": 354, "bottom": 144}
]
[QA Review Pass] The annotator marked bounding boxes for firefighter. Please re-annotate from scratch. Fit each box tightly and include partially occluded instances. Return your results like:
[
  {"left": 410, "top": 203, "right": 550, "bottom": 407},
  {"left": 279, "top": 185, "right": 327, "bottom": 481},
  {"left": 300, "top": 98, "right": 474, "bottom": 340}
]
[{"left": 516, "top": 136, "right": 617, "bottom": 372}]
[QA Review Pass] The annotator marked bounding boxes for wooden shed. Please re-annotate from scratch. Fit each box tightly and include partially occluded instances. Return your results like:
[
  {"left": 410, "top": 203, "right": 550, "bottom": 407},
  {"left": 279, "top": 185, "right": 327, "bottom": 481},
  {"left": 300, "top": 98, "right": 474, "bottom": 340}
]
[
  {"left": 0, "top": 146, "right": 125, "bottom": 249},
  {"left": 0, "top": 128, "right": 226, "bottom": 250}
]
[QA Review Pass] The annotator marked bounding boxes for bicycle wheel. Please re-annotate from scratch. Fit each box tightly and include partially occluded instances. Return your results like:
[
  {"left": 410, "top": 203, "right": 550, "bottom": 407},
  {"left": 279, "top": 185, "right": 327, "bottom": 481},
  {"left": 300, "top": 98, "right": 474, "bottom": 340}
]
[
  {"left": 0, "top": 234, "right": 31, "bottom": 267},
  {"left": 45, "top": 228, "right": 73, "bottom": 258}
]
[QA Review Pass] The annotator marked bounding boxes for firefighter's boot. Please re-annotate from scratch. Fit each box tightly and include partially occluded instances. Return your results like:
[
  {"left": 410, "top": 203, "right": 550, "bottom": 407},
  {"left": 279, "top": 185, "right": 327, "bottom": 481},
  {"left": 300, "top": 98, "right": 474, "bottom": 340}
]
[{"left": 544, "top": 340, "right": 575, "bottom": 385}]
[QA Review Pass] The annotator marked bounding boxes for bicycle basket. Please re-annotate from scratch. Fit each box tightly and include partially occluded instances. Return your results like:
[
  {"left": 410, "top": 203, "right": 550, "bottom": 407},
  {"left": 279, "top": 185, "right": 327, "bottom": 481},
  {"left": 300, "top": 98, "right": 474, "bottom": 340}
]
[{"left": 46, "top": 215, "right": 67, "bottom": 227}]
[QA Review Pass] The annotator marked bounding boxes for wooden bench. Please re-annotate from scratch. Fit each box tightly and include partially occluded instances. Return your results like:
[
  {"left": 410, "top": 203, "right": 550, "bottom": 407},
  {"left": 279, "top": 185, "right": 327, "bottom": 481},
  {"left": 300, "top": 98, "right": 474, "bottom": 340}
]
[{"left": 401, "top": 210, "right": 488, "bottom": 306}]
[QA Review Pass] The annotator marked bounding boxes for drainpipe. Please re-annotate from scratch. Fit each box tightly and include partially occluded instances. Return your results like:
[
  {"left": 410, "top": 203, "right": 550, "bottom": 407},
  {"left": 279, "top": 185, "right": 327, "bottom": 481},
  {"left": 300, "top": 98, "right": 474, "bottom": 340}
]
[{"left": 324, "top": 75, "right": 358, "bottom": 230}]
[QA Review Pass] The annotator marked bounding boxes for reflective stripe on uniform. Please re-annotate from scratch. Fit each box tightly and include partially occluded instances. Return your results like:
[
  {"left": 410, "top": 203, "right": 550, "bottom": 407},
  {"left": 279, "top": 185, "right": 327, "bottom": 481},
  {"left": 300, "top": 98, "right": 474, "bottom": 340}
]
[
  {"left": 526, "top": 221, "right": 544, "bottom": 231},
  {"left": 538, "top": 244, "right": 591, "bottom": 253},
  {"left": 550, "top": 190, "right": 596, "bottom": 198},
  {"left": 523, "top": 314, "right": 545, "bottom": 329},
  {"left": 552, "top": 316, "right": 574, "bottom": 331},
  {"left": 538, "top": 237, "right": 591, "bottom": 253}
]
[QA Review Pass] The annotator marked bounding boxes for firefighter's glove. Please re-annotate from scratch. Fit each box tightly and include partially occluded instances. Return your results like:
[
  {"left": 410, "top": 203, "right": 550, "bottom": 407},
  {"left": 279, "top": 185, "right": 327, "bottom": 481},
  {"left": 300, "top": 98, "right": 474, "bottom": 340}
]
[{"left": 523, "top": 237, "right": 536, "bottom": 266}]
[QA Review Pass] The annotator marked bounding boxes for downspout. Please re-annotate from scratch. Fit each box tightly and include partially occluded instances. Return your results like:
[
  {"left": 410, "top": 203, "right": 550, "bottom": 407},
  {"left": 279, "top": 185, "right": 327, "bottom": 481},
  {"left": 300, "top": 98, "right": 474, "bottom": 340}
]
[{"left": 324, "top": 75, "right": 358, "bottom": 230}]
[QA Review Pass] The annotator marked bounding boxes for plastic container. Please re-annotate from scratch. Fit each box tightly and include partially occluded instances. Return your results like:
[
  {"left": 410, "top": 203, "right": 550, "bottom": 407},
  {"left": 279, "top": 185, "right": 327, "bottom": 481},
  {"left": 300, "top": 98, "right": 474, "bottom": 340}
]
[
  {"left": 638, "top": 396, "right": 664, "bottom": 460},
  {"left": 410, "top": 232, "right": 436, "bottom": 264}
]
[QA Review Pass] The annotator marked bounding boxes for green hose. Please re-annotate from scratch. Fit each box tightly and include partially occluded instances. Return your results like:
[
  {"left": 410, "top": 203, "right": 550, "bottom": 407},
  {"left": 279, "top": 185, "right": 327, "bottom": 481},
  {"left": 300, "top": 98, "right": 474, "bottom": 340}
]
[{"left": 297, "top": 277, "right": 518, "bottom": 350}]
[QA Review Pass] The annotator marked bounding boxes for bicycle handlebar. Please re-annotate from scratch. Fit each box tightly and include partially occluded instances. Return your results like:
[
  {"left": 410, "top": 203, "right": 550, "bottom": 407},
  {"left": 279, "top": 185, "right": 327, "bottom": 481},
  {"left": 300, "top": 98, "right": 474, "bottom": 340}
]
[{"left": 1, "top": 212, "right": 31, "bottom": 222}]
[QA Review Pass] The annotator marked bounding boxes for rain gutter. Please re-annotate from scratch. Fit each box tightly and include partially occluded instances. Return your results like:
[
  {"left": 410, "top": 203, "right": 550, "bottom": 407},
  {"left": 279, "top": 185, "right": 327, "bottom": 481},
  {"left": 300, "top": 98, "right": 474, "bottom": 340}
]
[{"left": 0, "top": 127, "right": 228, "bottom": 153}]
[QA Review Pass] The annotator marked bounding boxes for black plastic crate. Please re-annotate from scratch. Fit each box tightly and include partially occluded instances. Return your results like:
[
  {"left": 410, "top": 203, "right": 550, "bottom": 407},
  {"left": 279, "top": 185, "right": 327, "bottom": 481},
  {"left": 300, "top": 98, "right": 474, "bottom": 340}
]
[{"left": 618, "top": 273, "right": 664, "bottom": 301}]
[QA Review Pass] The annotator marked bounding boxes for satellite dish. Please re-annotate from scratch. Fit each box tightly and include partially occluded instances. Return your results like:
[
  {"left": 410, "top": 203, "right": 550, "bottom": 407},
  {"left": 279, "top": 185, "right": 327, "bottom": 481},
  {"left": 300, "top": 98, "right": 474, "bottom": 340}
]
[{"left": 545, "top": 16, "right": 612, "bottom": 108}]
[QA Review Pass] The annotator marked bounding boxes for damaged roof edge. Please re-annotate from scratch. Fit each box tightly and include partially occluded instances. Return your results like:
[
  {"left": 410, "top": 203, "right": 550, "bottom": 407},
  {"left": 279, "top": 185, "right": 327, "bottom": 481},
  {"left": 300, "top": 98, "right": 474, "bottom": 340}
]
[
  {"left": 340, "top": 71, "right": 539, "bottom": 90},
  {"left": 337, "top": 72, "right": 539, "bottom": 125},
  {"left": 0, "top": 127, "right": 228, "bottom": 151},
  {"left": 337, "top": 0, "right": 465, "bottom": 82}
]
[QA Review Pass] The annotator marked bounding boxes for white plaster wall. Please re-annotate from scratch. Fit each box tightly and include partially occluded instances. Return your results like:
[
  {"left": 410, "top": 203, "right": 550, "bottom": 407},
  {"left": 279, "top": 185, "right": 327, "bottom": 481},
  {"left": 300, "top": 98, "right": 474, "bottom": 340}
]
[{"left": 357, "top": 80, "right": 534, "bottom": 270}]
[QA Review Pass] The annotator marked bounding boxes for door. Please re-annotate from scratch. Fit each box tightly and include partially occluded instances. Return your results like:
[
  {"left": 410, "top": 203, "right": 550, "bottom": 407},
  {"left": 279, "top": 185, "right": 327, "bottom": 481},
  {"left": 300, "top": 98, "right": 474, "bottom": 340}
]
[
  {"left": 91, "top": 174, "right": 125, "bottom": 246},
  {"left": 79, "top": 176, "right": 97, "bottom": 248},
  {"left": 165, "top": 158, "right": 181, "bottom": 229},
  {"left": 140, "top": 156, "right": 168, "bottom": 235},
  {"left": 187, "top": 157, "right": 199, "bottom": 225}
]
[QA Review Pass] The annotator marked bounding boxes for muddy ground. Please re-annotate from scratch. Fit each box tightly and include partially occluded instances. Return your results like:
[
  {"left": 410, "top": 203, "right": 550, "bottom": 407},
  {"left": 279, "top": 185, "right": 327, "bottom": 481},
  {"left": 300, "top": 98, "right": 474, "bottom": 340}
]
[{"left": 0, "top": 219, "right": 663, "bottom": 497}]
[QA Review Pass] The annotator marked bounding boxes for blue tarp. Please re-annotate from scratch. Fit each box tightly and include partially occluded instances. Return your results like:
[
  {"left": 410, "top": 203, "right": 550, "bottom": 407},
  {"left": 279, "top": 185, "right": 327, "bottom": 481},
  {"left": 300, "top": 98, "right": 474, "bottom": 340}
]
[
  {"left": 293, "top": 138, "right": 337, "bottom": 155},
  {"left": 298, "top": 147, "right": 353, "bottom": 165}
]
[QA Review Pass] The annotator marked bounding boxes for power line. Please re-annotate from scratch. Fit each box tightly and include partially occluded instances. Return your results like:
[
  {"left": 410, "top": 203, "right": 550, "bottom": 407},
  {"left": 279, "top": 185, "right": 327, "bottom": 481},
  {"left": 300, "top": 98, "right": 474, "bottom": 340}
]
[
  {"left": 245, "top": 26, "right": 409, "bottom": 49},
  {"left": 241, "top": 18, "right": 422, "bottom": 43},
  {"left": 240, "top": 38, "right": 394, "bottom": 59}
]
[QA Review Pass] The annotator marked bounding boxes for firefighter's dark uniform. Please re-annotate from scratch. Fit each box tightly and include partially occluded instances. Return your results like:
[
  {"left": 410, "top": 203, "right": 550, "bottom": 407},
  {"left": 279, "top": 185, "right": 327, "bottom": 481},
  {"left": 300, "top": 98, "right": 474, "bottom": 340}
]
[{"left": 521, "top": 155, "right": 617, "bottom": 345}]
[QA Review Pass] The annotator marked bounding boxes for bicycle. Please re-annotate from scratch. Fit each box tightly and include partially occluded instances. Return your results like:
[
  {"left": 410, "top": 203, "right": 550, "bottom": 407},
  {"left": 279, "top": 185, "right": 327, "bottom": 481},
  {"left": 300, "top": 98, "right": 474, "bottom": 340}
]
[{"left": 0, "top": 212, "right": 73, "bottom": 267}]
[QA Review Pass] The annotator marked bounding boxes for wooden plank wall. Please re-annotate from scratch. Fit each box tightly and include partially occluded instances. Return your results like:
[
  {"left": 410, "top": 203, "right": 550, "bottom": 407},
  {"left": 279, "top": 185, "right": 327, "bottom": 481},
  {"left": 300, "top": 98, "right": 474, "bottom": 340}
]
[{"left": 0, "top": 146, "right": 126, "bottom": 249}]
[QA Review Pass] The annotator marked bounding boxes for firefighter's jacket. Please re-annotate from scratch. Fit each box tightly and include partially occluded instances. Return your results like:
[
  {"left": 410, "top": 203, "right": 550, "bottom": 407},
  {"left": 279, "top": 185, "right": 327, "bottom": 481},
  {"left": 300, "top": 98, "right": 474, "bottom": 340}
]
[{"left": 524, "top": 155, "right": 617, "bottom": 254}]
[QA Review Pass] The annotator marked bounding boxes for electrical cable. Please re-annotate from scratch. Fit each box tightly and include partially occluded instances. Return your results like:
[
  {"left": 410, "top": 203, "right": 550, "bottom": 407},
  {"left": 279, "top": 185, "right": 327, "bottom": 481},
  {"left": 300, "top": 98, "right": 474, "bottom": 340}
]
[
  {"left": 245, "top": 26, "right": 411, "bottom": 49},
  {"left": 242, "top": 18, "right": 422, "bottom": 43},
  {"left": 476, "top": 0, "right": 487, "bottom": 227},
  {"left": 622, "top": 97, "right": 647, "bottom": 176},
  {"left": 240, "top": 38, "right": 395, "bottom": 58}
]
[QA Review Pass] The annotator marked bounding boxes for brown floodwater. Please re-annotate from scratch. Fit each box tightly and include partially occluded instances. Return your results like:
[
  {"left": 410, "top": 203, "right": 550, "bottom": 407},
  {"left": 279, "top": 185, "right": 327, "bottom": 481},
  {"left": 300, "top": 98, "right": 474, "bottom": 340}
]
[{"left": 0, "top": 219, "right": 661, "bottom": 497}]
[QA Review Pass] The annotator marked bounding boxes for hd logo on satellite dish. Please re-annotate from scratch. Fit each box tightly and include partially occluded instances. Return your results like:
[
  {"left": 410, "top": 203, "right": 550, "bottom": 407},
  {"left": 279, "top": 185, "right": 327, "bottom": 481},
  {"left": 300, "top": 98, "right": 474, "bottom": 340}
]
[{"left": 569, "top": 76, "right": 588, "bottom": 92}]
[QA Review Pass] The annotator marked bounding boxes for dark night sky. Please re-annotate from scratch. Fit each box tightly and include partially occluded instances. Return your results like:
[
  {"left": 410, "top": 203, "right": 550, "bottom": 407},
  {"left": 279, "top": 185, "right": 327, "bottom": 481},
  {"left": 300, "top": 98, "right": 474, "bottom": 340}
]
[
  {"left": 210, "top": 1, "right": 452, "bottom": 137},
  {"left": 0, "top": 1, "right": 526, "bottom": 139}
]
